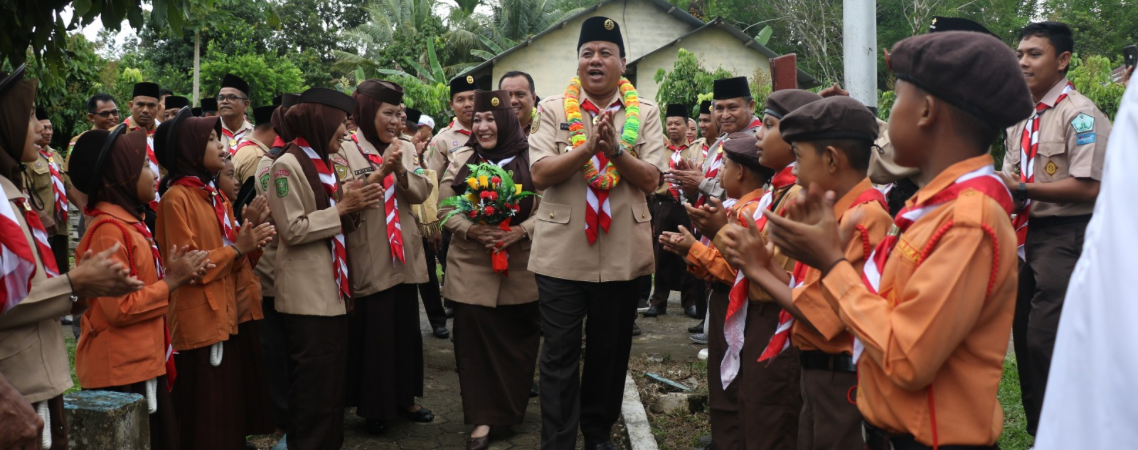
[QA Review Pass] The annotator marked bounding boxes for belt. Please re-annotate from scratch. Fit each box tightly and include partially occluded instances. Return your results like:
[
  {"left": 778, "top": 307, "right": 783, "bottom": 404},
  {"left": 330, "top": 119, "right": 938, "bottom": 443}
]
[
  {"left": 862, "top": 422, "right": 998, "bottom": 450},
  {"left": 654, "top": 194, "right": 680, "bottom": 203},
  {"left": 799, "top": 350, "right": 857, "bottom": 373},
  {"left": 1029, "top": 213, "right": 1091, "bottom": 230}
]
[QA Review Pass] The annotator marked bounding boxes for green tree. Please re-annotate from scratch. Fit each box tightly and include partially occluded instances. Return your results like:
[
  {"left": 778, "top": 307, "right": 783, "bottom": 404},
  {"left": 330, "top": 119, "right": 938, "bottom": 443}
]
[
  {"left": 336, "top": 0, "right": 448, "bottom": 78},
  {"left": 29, "top": 34, "right": 110, "bottom": 150},
  {"left": 1041, "top": 0, "right": 1138, "bottom": 61},
  {"left": 653, "top": 48, "right": 738, "bottom": 118},
  {"left": 199, "top": 42, "right": 307, "bottom": 108},
  {"left": 271, "top": 0, "right": 369, "bottom": 87}
]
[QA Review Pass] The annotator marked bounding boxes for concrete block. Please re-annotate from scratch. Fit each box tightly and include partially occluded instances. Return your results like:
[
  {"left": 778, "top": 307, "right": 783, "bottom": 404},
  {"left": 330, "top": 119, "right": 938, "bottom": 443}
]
[
  {"left": 649, "top": 392, "right": 689, "bottom": 415},
  {"left": 64, "top": 390, "right": 150, "bottom": 450}
]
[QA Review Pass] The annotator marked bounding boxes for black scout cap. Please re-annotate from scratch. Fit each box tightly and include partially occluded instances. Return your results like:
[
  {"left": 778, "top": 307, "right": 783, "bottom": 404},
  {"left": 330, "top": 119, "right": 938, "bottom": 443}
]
[
  {"left": 722, "top": 132, "right": 764, "bottom": 171},
  {"left": 888, "top": 31, "right": 1032, "bottom": 128},
  {"left": 0, "top": 64, "right": 26, "bottom": 99},
  {"left": 929, "top": 16, "right": 996, "bottom": 38},
  {"left": 699, "top": 100, "right": 712, "bottom": 115},
  {"left": 253, "top": 105, "right": 276, "bottom": 126},
  {"left": 153, "top": 107, "right": 194, "bottom": 171},
  {"left": 35, "top": 106, "right": 48, "bottom": 121},
  {"left": 280, "top": 94, "right": 299, "bottom": 109},
  {"left": 164, "top": 96, "right": 190, "bottom": 110},
  {"left": 780, "top": 96, "right": 879, "bottom": 144},
  {"left": 764, "top": 89, "right": 823, "bottom": 120},
  {"left": 221, "top": 74, "right": 250, "bottom": 96},
  {"left": 132, "top": 82, "right": 160, "bottom": 100},
  {"left": 191, "top": 107, "right": 203, "bottom": 117},
  {"left": 356, "top": 80, "right": 404, "bottom": 106},
  {"left": 713, "top": 77, "right": 750, "bottom": 100},
  {"left": 298, "top": 87, "right": 355, "bottom": 114},
  {"left": 69, "top": 125, "right": 126, "bottom": 195},
  {"left": 405, "top": 108, "right": 422, "bottom": 124},
  {"left": 474, "top": 90, "right": 511, "bottom": 112},
  {"left": 665, "top": 104, "right": 689, "bottom": 119},
  {"left": 449, "top": 75, "right": 477, "bottom": 99},
  {"left": 200, "top": 98, "right": 218, "bottom": 113},
  {"left": 578, "top": 16, "right": 625, "bottom": 57}
]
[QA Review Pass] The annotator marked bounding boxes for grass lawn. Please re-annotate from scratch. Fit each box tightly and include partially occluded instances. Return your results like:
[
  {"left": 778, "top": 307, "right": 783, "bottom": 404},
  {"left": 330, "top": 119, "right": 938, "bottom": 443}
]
[{"left": 998, "top": 352, "right": 1033, "bottom": 450}]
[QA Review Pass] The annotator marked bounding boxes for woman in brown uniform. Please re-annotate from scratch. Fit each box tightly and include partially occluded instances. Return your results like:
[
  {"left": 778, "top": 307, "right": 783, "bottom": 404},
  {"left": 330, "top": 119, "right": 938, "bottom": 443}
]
[{"left": 438, "top": 90, "right": 541, "bottom": 450}]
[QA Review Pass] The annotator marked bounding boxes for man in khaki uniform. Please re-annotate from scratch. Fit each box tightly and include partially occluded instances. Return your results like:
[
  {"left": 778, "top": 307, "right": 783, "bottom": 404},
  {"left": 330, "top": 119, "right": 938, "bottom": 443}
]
[
  {"left": 233, "top": 104, "right": 279, "bottom": 185},
  {"left": 217, "top": 74, "right": 255, "bottom": 154},
  {"left": 499, "top": 70, "right": 538, "bottom": 134},
  {"left": 528, "top": 17, "right": 666, "bottom": 450},
  {"left": 426, "top": 75, "right": 477, "bottom": 181},
  {"left": 28, "top": 107, "right": 73, "bottom": 274},
  {"left": 1001, "top": 21, "right": 1110, "bottom": 436}
]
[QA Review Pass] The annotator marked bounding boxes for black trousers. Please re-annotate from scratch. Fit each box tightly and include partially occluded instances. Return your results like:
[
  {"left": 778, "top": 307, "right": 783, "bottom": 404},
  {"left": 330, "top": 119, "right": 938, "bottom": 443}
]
[
  {"left": 259, "top": 296, "right": 292, "bottom": 430},
  {"left": 537, "top": 275, "right": 639, "bottom": 449},
  {"left": 417, "top": 237, "right": 447, "bottom": 328},
  {"left": 439, "top": 229, "right": 455, "bottom": 309},
  {"left": 49, "top": 234, "right": 69, "bottom": 274},
  {"left": 1013, "top": 218, "right": 1088, "bottom": 435},
  {"left": 281, "top": 313, "right": 348, "bottom": 450}
]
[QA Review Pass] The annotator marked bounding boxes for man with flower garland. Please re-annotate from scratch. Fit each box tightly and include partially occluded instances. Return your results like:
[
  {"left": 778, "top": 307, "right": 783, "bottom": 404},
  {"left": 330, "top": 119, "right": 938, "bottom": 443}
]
[{"left": 527, "top": 16, "right": 666, "bottom": 450}]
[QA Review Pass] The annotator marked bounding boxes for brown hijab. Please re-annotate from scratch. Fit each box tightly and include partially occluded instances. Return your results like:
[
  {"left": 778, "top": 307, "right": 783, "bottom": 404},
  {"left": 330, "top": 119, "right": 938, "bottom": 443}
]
[
  {"left": 453, "top": 90, "right": 535, "bottom": 225},
  {"left": 72, "top": 128, "right": 150, "bottom": 218},
  {"left": 270, "top": 93, "right": 300, "bottom": 153},
  {"left": 352, "top": 80, "right": 403, "bottom": 155},
  {"left": 157, "top": 115, "right": 223, "bottom": 194},
  {"left": 0, "top": 73, "right": 37, "bottom": 184},
  {"left": 281, "top": 103, "right": 349, "bottom": 210}
]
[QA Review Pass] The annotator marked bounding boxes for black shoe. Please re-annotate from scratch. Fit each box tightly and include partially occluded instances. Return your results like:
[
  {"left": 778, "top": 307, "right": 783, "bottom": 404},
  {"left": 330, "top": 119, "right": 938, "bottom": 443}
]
[
  {"left": 685, "top": 305, "right": 699, "bottom": 319},
  {"left": 529, "top": 382, "right": 539, "bottom": 398},
  {"left": 688, "top": 320, "right": 705, "bottom": 333},
  {"left": 642, "top": 306, "right": 665, "bottom": 317},
  {"left": 399, "top": 406, "right": 435, "bottom": 423},
  {"left": 433, "top": 326, "right": 450, "bottom": 339},
  {"left": 631, "top": 322, "right": 642, "bottom": 336},
  {"left": 586, "top": 440, "right": 618, "bottom": 450},
  {"left": 365, "top": 419, "right": 388, "bottom": 435}
]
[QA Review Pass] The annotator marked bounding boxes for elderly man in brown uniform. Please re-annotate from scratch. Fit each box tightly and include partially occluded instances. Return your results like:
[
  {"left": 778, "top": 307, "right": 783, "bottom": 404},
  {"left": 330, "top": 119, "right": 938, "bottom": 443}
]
[
  {"left": 217, "top": 74, "right": 255, "bottom": 154},
  {"left": 529, "top": 16, "right": 666, "bottom": 450},
  {"left": 333, "top": 80, "right": 436, "bottom": 434},
  {"left": 27, "top": 106, "right": 74, "bottom": 276},
  {"left": 1000, "top": 21, "right": 1111, "bottom": 437}
]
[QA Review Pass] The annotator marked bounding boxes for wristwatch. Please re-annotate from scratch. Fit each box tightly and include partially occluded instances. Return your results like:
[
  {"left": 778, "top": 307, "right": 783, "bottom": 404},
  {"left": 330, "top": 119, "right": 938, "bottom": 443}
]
[
  {"left": 607, "top": 146, "right": 624, "bottom": 159},
  {"left": 1017, "top": 182, "right": 1028, "bottom": 202}
]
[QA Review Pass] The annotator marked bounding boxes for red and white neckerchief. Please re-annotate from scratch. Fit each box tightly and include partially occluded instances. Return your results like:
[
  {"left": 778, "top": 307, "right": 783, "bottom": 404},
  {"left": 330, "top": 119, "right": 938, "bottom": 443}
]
[
  {"left": 719, "top": 196, "right": 768, "bottom": 388},
  {"left": 125, "top": 118, "right": 162, "bottom": 211},
  {"left": 758, "top": 188, "right": 887, "bottom": 362},
  {"left": 701, "top": 142, "right": 710, "bottom": 160},
  {"left": 1012, "top": 81, "right": 1075, "bottom": 260},
  {"left": 695, "top": 137, "right": 727, "bottom": 208},
  {"left": 448, "top": 118, "right": 473, "bottom": 137},
  {"left": 222, "top": 121, "right": 252, "bottom": 155},
  {"left": 580, "top": 98, "right": 622, "bottom": 245},
  {"left": 170, "top": 177, "right": 236, "bottom": 245},
  {"left": 85, "top": 207, "right": 177, "bottom": 389},
  {"left": 296, "top": 138, "right": 350, "bottom": 299},
  {"left": 667, "top": 142, "right": 689, "bottom": 200},
  {"left": 352, "top": 134, "right": 406, "bottom": 264},
  {"left": 38, "top": 149, "right": 68, "bottom": 224},
  {"left": 1, "top": 192, "right": 37, "bottom": 314},
  {"left": 858, "top": 165, "right": 1013, "bottom": 363}
]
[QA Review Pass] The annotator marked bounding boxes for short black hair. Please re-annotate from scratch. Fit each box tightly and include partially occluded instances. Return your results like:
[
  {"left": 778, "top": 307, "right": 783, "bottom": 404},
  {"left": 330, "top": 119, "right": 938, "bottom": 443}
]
[
  {"left": 809, "top": 139, "right": 873, "bottom": 172},
  {"left": 158, "top": 88, "right": 174, "bottom": 98},
  {"left": 499, "top": 71, "right": 536, "bottom": 94},
  {"left": 724, "top": 153, "right": 775, "bottom": 184},
  {"left": 86, "top": 93, "right": 117, "bottom": 113},
  {"left": 1020, "top": 22, "right": 1074, "bottom": 73}
]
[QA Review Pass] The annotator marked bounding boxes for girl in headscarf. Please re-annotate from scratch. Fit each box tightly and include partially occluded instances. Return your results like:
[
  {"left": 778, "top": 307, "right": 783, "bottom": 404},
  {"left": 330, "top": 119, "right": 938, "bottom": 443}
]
[
  {"left": 0, "top": 66, "right": 141, "bottom": 450},
  {"left": 438, "top": 90, "right": 541, "bottom": 450},
  {"left": 154, "top": 108, "right": 275, "bottom": 450},
  {"left": 71, "top": 126, "right": 211, "bottom": 450},
  {"left": 265, "top": 88, "right": 380, "bottom": 450},
  {"left": 336, "top": 79, "right": 435, "bottom": 434}
]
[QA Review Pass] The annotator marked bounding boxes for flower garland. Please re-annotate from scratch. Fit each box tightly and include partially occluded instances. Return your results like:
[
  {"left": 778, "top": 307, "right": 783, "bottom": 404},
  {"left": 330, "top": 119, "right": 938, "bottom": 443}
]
[{"left": 564, "top": 77, "right": 641, "bottom": 191}]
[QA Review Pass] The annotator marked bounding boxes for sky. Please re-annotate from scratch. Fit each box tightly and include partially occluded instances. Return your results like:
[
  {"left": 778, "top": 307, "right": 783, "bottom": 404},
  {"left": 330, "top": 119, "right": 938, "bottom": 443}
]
[{"left": 60, "top": 5, "right": 140, "bottom": 57}]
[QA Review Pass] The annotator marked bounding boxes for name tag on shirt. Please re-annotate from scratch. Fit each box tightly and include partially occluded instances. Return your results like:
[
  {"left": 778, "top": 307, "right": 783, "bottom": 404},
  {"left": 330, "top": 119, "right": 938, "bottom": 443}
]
[{"left": 1076, "top": 132, "right": 1095, "bottom": 145}]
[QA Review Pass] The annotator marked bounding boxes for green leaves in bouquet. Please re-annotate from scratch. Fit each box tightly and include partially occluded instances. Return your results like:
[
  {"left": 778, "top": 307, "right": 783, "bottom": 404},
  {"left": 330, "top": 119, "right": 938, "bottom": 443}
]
[{"left": 440, "top": 162, "right": 538, "bottom": 227}]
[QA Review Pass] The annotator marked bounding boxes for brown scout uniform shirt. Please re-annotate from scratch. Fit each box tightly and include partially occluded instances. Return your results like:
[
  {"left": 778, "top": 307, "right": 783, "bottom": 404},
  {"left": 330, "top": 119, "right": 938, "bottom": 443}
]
[
  {"left": 221, "top": 118, "right": 255, "bottom": 154},
  {"left": 266, "top": 151, "right": 348, "bottom": 316},
  {"left": 425, "top": 119, "right": 472, "bottom": 183},
  {"left": 791, "top": 179, "right": 892, "bottom": 354},
  {"left": 253, "top": 154, "right": 279, "bottom": 297},
  {"left": 654, "top": 139, "right": 702, "bottom": 197},
  {"left": 233, "top": 136, "right": 271, "bottom": 184},
  {"left": 332, "top": 136, "right": 432, "bottom": 297},
  {"left": 820, "top": 155, "right": 1018, "bottom": 445},
  {"left": 1003, "top": 78, "right": 1111, "bottom": 218},
  {"left": 526, "top": 91, "right": 667, "bottom": 282},
  {"left": 27, "top": 146, "right": 72, "bottom": 236},
  {"left": 0, "top": 177, "right": 74, "bottom": 403},
  {"left": 438, "top": 146, "right": 540, "bottom": 307}
]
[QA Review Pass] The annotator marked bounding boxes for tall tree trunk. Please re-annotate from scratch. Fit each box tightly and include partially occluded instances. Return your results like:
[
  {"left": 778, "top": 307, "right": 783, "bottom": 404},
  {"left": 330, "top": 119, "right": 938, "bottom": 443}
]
[{"left": 193, "top": 30, "right": 201, "bottom": 104}]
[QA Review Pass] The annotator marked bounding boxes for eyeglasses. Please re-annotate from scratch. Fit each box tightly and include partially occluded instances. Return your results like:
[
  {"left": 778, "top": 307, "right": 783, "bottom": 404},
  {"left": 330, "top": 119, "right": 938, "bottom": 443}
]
[
  {"left": 93, "top": 109, "right": 120, "bottom": 118},
  {"left": 217, "top": 94, "right": 248, "bottom": 103}
]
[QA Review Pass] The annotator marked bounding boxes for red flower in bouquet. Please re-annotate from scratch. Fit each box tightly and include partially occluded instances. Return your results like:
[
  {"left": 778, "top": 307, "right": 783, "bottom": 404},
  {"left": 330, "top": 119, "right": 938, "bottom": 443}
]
[
  {"left": 484, "top": 206, "right": 496, "bottom": 215},
  {"left": 480, "top": 191, "right": 492, "bottom": 199},
  {"left": 489, "top": 191, "right": 498, "bottom": 201},
  {"left": 491, "top": 176, "right": 501, "bottom": 185}
]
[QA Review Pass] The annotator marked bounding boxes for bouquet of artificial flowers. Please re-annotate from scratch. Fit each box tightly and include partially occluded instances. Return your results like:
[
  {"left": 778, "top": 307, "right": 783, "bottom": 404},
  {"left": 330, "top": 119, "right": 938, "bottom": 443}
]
[{"left": 440, "top": 162, "right": 538, "bottom": 276}]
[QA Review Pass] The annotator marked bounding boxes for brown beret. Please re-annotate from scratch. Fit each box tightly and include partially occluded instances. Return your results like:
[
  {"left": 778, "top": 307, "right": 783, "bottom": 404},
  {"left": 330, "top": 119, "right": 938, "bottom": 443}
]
[
  {"left": 355, "top": 80, "right": 403, "bottom": 106},
  {"left": 474, "top": 90, "right": 511, "bottom": 113},
  {"left": 763, "top": 90, "right": 823, "bottom": 119},
  {"left": 722, "top": 132, "right": 762, "bottom": 171},
  {"left": 888, "top": 31, "right": 1032, "bottom": 129},
  {"left": 780, "top": 97, "right": 879, "bottom": 144}
]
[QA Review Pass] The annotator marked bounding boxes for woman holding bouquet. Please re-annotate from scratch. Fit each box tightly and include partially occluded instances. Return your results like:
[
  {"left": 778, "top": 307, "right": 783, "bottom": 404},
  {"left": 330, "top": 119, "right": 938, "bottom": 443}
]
[{"left": 438, "top": 89, "right": 541, "bottom": 450}]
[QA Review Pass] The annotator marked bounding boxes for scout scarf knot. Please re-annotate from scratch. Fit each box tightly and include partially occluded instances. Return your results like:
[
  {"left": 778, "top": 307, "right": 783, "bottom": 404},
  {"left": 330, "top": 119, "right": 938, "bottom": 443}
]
[
  {"left": 296, "top": 137, "right": 351, "bottom": 300},
  {"left": 564, "top": 77, "right": 640, "bottom": 245},
  {"left": 39, "top": 149, "right": 68, "bottom": 224},
  {"left": 1013, "top": 81, "right": 1075, "bottom": 260},
  {"left": 170, "top": 177, "right": 236, "bottom": 245},
  {"left": 352, "top": 134, "right": 406, "bottom": 264}
]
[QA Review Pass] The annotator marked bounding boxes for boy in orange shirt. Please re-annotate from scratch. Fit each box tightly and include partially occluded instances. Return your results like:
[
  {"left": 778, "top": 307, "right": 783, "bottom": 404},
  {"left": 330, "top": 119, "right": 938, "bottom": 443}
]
[
  {"left": 758, "top": 31, "right": 1032, "bottom": 449},
  {"left": 720, "top": 96, "right": 893, "bottom": 449}
]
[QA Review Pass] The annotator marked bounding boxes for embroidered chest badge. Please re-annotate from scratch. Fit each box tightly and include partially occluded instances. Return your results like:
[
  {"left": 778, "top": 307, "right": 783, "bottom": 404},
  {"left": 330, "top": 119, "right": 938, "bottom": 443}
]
[
  {"left": 1071, "top": 113, "right": 1094, "bottom": 133},
  {"left": 1044, "top": 160, "right": 1059, "bottom": 176},
  {"left": 275, "top": 178, "right": 289, "bottom": 197},
  {"left": 335, "top": 164, "right": 350, "bottom": 181}
]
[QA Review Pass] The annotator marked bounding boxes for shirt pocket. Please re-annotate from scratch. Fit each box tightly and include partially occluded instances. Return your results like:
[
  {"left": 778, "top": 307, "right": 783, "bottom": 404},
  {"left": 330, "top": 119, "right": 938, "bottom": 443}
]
[
  {"left": 1035, "top": 141, "right": 1069, "bottom": 182},
  {"left": 30, "top": 161, "right": 50, "bottom": 176},
  {"left": 631, "top": 202, "right": 652, "bottom": 224},
  {"left": 536, "top": 202, "right": 571, "bottom": 225}
]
